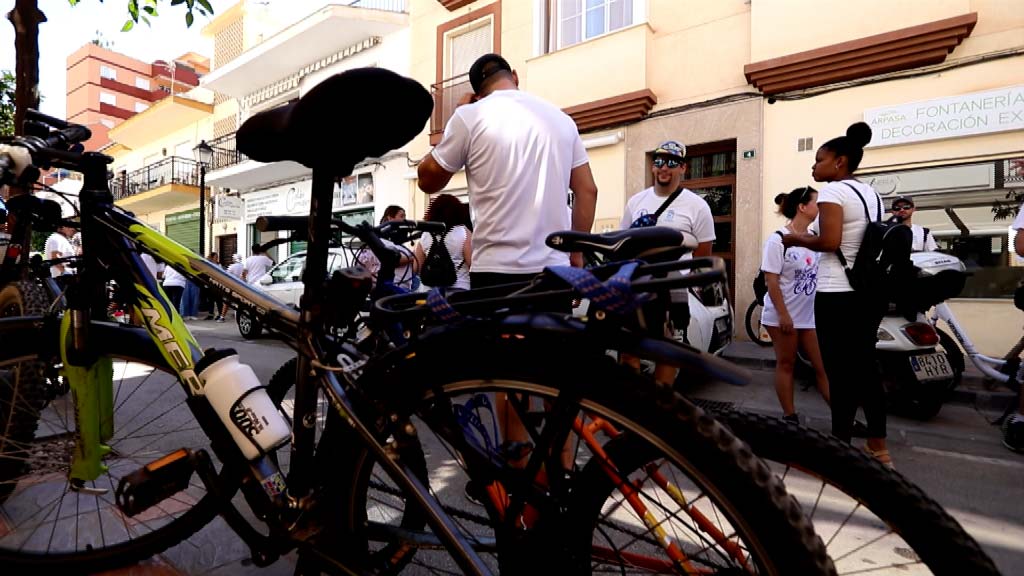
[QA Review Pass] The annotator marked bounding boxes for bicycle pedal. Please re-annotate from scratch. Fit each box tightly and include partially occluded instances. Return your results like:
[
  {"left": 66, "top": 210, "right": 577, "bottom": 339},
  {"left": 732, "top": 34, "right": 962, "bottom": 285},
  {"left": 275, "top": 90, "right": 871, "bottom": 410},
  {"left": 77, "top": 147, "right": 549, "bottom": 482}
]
[{"left": 115, "top": 448, "right": 196, "bottom": 517}]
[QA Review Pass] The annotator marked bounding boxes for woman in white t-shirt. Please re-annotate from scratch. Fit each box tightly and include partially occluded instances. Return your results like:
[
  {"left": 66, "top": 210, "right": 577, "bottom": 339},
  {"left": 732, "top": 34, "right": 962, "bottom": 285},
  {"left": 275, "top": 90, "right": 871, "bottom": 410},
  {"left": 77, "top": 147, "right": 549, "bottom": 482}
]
[
  {"left": 761, "top": 187, "right": 830, "bottom": 423},
  {"left": 783, "top": 122, "right": 893, "bottom": 468},
  {"left": 415, "top": 194, "right": 472, "bottom": 290}
]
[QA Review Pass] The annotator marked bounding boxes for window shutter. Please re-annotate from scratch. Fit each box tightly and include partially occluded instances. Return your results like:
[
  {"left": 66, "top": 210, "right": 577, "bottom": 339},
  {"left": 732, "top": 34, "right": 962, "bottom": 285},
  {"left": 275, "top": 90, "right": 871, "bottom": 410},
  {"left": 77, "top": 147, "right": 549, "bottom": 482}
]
[{"left": 449, "top": 22, "right": 492, "bottom": 78}]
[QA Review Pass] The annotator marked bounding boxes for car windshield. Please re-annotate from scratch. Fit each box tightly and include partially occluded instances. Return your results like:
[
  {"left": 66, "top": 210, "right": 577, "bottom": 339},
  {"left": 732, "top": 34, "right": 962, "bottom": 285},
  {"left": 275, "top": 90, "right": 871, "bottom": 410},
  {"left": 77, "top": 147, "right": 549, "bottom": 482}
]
[{"left": 271, "top": 254, "right": 305, "bottom": 283}]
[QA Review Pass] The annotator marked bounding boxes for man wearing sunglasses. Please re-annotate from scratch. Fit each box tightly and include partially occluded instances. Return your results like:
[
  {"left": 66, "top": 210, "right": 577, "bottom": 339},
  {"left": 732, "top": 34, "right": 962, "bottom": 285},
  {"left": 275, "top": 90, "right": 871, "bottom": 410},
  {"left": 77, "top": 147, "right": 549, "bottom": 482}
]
[
  {"left": 891, "top": 196, "right": 937, "bottom": 252},
  {"left": 620, "top": 140, "right": 715, "bottom": 353}
]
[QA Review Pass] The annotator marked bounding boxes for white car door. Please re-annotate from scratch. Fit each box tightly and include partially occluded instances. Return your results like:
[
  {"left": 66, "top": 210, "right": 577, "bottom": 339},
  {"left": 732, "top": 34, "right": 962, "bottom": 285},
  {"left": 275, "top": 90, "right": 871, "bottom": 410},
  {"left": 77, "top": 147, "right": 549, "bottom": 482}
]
[{"left": 263, "top": 252, "right": 306, "bottom": 307}]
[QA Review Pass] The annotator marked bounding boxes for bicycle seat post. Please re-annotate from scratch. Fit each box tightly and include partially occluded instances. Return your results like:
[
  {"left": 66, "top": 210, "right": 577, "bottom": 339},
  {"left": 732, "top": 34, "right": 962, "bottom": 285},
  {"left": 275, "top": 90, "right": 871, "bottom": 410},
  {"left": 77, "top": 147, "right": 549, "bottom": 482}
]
[{"left": 288, "top": 167, "right": 339, "bottom": 497}]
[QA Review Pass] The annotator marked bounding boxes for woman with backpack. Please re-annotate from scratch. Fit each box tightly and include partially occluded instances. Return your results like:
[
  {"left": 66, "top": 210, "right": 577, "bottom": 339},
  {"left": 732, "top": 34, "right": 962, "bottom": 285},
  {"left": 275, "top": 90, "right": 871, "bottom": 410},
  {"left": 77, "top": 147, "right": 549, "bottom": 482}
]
[
  {"left": 415, "top": 193, "right": 471, "bottom": 290},
  {"left": 783, "top": 122, "right": 894, "bottom": 468},
  {"left": 761, "top": 187, "right": 830, "bottom": 425}
]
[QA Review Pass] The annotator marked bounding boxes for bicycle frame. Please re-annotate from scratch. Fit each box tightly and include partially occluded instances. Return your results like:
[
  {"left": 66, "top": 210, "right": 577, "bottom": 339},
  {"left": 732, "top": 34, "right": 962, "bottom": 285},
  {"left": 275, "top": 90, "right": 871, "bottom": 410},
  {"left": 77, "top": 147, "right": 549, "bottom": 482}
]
[
  {"left": 929, "top": 302, "right": 1021, "bottom": 385},
  {"left": 0, "top": 144, "right": 490, "bottom": 573}
]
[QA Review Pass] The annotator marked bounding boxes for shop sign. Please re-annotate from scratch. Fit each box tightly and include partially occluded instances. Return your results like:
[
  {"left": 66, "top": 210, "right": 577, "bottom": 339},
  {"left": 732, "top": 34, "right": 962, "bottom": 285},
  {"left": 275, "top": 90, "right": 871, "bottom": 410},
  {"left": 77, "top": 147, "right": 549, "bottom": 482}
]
[
  {"left": 244, "top": 180, "right": 312, "bottom": 221},
  {"left": 864, "top": 85, "right": 1024, "bottom": 147},
  {"left": 214, "top": 196, "right": 243, "bottom": 221}
]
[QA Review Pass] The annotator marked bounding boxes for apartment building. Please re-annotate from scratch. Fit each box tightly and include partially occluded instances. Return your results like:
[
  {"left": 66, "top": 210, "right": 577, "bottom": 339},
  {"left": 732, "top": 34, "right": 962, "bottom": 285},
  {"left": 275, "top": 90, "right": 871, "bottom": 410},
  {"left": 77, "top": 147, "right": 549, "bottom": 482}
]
[
  {"left": 747, "top": 1, "right": 1024, "bottom": 353},
  {"left": 66, "top": 43, "right": 209, "bottom": 150},
  {"left": 201, "top": 0, "right": 411, "bottom": 263},
  {"left": 411, "top": 0, "right": 1024, "bottom": 347}
]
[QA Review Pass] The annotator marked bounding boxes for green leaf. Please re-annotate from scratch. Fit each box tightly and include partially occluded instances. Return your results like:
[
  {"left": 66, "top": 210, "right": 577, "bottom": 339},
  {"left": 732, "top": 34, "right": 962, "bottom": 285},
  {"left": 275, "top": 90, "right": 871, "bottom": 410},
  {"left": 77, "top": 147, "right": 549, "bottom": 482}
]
[
  {"left": 196, "top": 0, "right": 213, "bottom": 14},
  {"left": 171, "top": 0, "right": 185, "bottom": 5},
  {"left": 143, "top": 5, "right": 156, "bottom": 15},
  {"left": 67, "top": 0, "right": 81, "bottom": 7},
  {"left": 128, "top": 0, "right": 139, "bottom": 21},
  {"left": 121, "top": 19, "right": 134, "bottom": 32},
  {"left": 185, "top": 11, "right": 194, "bottom": 27},
  {"left": 141, "top": 14, "right": 150, "bottom": 26}
]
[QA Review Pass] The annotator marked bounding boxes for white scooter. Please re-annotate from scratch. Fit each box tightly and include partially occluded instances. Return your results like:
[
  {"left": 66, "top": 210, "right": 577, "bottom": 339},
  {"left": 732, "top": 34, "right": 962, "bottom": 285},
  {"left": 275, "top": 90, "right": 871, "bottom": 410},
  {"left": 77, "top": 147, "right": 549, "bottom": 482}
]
[{"left": 874, "top": 251, "right": 967, "bottom": 420}]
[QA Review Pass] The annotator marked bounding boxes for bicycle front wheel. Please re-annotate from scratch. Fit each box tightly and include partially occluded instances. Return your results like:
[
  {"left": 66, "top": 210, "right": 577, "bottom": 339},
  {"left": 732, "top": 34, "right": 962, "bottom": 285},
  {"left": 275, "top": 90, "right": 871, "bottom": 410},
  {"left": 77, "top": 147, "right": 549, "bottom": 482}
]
[
  {"left": 0, "top": 319, "right": 220, "bottom": 573},
  {"left": 323, "top": 330, "right": 835, "bottom": 575},
  {"left": 712, "top": 410, "right": 1000, "bottom": 576}
]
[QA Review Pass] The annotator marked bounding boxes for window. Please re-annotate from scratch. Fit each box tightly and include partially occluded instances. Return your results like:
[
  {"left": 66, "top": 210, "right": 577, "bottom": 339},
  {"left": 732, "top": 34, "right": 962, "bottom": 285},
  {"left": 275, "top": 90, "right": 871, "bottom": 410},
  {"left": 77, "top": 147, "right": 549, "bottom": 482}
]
[
  {"left": 100, "top": 65, "right": 116, "bottom": 80},
  {"left": 447, "top": 21, "right": 492, "bottom": 79},
  {"left": 135, "top": 102, "right": 149, "bottom": 113},
  {"left": 99, "top": 92, "right": 117, "bottom": 106},
  {"left": 270, "top": 254, "right": 304, "bottom": 283},
  {"left": 432, "top": 12, "right": 496, "bottom": 137},
  {"left": 135, "top": 77, "right": 150, "bottom": 90},
  {"left": 555, "top": 0, "right": 637, "bottom": 50}
]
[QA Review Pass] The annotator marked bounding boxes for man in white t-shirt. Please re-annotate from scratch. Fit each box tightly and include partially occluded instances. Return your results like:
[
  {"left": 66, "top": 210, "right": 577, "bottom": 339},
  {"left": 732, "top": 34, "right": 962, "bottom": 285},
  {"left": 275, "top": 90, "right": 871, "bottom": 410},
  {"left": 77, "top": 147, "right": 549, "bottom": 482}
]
[
  {"left": 242, "top": 244, "right": 274, "bottom": 285},
  {"left": 620, "top": 140, "right": 716, "bottom": 341},
  {"left": 416, "top": 53, "right": 598, "bottom": 288},
  {"left": 890, "top": 196, "right": 937, "bottom": 252},
  {"left": 45, "top": 225, "right": 77, "bottom": 278}
]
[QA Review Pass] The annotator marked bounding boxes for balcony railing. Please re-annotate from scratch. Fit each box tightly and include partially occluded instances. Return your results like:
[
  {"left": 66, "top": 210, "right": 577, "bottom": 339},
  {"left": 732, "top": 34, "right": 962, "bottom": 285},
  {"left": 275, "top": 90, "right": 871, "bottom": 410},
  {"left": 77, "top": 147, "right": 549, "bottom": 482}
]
[
  {"left": 346, "top": 0, "right": 408, "bottom": 12},
  {"left": 430, "top": 73, "right": 472, "bottom": 136},
  {"left": 109, "top": 156, "right": 200, "bottom": 201},
  {"left": 206, "top": 132, "right": 249, "bottom": 171}
]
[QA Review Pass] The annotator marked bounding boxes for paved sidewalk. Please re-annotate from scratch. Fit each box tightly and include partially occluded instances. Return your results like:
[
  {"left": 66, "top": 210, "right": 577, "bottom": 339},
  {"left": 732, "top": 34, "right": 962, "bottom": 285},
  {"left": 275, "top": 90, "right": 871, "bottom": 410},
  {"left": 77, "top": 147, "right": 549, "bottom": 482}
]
[{"left": 721, "top": 340, "right": 1017, "bottom": 411}]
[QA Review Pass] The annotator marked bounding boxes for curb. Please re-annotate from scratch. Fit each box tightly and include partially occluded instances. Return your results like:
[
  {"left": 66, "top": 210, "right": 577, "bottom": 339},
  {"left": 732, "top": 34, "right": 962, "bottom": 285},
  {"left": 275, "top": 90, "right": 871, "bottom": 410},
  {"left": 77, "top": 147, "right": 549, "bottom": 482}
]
[{"left": 723, "top": 353, "right": 1018, "bottom": 412}]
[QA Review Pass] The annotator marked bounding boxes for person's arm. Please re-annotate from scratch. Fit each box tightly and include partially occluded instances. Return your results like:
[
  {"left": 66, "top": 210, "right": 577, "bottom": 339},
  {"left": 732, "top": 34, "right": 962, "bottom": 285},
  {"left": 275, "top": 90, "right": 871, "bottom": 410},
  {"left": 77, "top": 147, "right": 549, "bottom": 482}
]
[
  {"left": 784, "top": 203, "right": 843, "bottom": 252},
  {"left": 417, "top": 154, "right": 455, "bottom": 195},
  {"left": 462, "top": 230, "right": 472, "bottom": 268},
  {"left": 414, "top": 242, "right": 426, "bottom": 272},
  {"left": 46, "top": 239, "right": 65, "bottom": 274},
  {"left": 1016, "top": 229, "right": 1024, "bottom": 259},
  {"left": 693, "top": 201, "right": 716, "bottom": 258},
  {"left": 764, "top": 273, "right": 793, "bottom": 334},
  {"left": 568, "top": 163, "right": 598, "bottom": 267}
]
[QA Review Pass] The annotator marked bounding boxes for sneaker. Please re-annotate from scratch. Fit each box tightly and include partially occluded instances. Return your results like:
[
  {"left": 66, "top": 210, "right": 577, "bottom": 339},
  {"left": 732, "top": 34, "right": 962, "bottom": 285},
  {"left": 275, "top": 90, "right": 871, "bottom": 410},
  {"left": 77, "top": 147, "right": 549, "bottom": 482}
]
[
  {"left": 851, "top": 419, "right": 870, "bottom": 438},
  {"left": 1002, "top": 413, "right": 1024, "bottom": 454},
  {"left": 782, "top": 413, "right": 800, "bottom": 425},
  {"left": 215, "top": 316, "right": 226, "bottom": 323}
]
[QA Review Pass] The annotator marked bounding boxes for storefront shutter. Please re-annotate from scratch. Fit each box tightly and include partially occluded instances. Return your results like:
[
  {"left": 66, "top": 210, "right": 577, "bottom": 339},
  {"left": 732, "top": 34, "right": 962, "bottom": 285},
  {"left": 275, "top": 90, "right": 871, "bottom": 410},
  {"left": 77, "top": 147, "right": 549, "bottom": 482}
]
[{"left": 165, "top": 209, "right": 200, "bottom": 254}]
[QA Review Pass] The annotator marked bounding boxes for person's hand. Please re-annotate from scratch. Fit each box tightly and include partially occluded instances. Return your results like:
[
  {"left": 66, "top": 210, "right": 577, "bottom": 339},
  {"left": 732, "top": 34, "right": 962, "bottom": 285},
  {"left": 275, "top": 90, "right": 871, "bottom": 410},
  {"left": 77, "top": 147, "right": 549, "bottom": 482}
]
[
  {"left": 779, "top": 312, "right": 794, "bottom": 335},
  {"left": 570, "top": 251, "right": 583, "bottom": 268},
  {"left": 781, "top": 234, "right": 798, "bottom": 248},
  {"left": 456, "top": 92, "right": 477, "bottom": 108}
]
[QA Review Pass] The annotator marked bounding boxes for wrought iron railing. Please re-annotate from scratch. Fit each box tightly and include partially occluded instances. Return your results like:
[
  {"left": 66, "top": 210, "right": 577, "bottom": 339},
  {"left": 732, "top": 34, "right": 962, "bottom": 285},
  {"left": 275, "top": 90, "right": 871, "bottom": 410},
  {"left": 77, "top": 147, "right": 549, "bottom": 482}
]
[
  {"left": 430, "top": 73, "right": 472, "bottom": 135},
  {"left": 346, "top": 0, "right": 408, "bottom": 12},
  {"left": 109, "top": 156, "right": 200, "bottom": 201},
  {"left": 206, "top": 132, "right": 249, "bottom": 171}
]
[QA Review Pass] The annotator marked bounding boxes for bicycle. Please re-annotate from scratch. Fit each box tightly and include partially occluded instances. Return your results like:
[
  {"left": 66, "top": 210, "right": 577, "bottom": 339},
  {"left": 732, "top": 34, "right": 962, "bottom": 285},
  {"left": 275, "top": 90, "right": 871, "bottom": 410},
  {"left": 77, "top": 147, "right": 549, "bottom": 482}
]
[{"left": 0, "top": 68, "right": 833, "bottom": 574}]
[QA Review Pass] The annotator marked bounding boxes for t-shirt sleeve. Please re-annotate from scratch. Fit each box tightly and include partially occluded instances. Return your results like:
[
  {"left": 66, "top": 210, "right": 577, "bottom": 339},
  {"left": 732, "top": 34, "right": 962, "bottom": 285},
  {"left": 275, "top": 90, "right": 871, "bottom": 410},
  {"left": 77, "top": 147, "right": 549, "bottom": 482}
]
[
  {"left": 761, "top": 234, "right": 784, "bottom": 274},
  {"left": 44, "top": 236, "right": 57, "bottom": 256},
  {"left": 620, "top": 197, "right": 635, "bottom": 230},
  {"left": 430, "top": 112, "right": 470, "bottom": 174},
  {"left": 816, "top": 182, "right": 842, "bottom": 205},
  {"left": 693, "top": 201, "right": 716, "bottom": 243},
  {"left": 570, "top": 131, "right": 589, "bottom": 169},
  {"left": 924, "top": 229, "right": 938, "bottom": 251}
]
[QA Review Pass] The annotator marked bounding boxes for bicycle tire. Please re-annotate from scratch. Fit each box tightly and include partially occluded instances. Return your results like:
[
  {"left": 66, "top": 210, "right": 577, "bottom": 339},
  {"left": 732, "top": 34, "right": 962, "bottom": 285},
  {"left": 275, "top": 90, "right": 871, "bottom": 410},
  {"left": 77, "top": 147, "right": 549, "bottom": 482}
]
[
  {"left": 745, "top": 300, "right": 772, "bottom": 347},
  {"left": 0, "top": 281, "right": 51, "bottom": 503},
  {"left": 0, "top": 318, "right": 223, "bottom": 573},
  {"left": 322, "top": 330, "right": 835, "bottom": 575},
  {"left": 711, "top": 410, "right": 1000, "bottom": 575}
]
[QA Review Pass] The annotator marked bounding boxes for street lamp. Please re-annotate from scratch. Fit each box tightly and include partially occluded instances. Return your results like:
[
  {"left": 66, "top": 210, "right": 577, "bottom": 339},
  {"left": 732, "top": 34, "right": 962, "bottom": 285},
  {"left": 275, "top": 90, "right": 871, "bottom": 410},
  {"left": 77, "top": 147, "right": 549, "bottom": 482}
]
[{"left": 193, "top": 140, "right": 214, "bottom": 255}]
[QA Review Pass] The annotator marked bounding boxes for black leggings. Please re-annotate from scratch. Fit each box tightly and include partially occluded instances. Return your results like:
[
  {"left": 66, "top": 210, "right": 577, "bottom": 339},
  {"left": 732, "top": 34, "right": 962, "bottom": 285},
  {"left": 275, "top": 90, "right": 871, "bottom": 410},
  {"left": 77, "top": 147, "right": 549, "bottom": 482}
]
[{"left": 815, "top": 291, "right": 886, "bottom": 442}]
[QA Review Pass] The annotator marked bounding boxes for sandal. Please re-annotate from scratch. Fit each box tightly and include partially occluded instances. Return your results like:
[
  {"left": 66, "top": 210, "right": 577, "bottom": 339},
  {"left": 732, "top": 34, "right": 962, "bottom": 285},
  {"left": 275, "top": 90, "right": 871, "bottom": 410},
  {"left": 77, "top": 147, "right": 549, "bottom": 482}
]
[{"left": 864, "top": 446, "right": 895, "bottom": 469}]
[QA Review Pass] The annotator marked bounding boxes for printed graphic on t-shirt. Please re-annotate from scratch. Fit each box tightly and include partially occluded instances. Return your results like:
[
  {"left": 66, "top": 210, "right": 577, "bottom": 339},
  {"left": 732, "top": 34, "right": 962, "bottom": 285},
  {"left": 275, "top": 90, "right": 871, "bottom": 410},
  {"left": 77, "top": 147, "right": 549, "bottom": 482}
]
[{"left": 663, "top": 209, "right": 675, "bottom": 222}]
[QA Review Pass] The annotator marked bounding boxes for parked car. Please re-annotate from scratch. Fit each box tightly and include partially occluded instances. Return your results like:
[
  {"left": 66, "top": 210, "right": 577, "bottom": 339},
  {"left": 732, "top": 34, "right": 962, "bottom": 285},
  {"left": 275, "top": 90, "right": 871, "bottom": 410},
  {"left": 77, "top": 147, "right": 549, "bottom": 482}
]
[{"left": 237, "top": 247, "right": 353, "bottom": 339}]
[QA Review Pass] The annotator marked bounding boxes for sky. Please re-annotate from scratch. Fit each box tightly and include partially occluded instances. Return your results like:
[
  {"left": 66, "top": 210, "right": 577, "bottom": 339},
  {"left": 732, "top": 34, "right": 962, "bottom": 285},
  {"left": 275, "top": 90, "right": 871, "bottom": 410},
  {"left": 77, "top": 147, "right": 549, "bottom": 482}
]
[{"left": 0, "top": 0, "right": 233, "bottom": 118}]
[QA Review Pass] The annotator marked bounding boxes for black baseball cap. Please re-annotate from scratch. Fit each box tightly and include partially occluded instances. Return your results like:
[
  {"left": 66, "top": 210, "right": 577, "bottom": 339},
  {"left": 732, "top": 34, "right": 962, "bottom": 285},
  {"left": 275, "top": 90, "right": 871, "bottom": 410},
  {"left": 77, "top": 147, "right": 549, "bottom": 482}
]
[
  {"left": 469, "top": 53, "right": 512, "bottom": 94},
  {"left": 891, "top": 195, "right": 915, "bottom": 209}
]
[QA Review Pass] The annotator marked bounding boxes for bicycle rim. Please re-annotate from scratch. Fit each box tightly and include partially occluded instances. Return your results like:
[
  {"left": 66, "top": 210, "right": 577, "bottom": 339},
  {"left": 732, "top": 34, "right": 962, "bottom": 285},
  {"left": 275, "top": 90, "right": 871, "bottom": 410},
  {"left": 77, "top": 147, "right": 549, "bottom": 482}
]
[
  {"left": 326, "top": 342, "right": 834, "bottom": 575},
  {"left": 0, "top": 341, "right": 219, "bottom": 571},
  {"left": 712, "top": 409, "right": 1001, "bottom": 576}
]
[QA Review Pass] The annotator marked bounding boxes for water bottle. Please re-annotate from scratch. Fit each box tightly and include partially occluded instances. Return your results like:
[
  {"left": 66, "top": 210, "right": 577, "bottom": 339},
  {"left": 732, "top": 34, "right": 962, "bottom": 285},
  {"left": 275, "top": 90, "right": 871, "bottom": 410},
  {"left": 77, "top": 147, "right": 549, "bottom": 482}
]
[{"left": 195, "top": 349, "right": 290, "bottom": 460}]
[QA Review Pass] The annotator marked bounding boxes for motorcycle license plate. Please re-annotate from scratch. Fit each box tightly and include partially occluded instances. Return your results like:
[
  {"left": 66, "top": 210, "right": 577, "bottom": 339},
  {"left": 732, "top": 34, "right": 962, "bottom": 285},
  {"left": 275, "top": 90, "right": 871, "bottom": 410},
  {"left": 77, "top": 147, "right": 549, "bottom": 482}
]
[{"left": 909, "top": 353, "right": 953, "bottom": 382}]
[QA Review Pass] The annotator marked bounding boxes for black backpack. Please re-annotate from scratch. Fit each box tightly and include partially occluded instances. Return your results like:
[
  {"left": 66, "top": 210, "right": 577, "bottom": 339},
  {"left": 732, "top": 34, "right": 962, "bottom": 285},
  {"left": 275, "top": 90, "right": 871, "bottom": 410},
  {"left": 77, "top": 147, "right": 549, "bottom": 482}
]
[
  {"left": 419, "top": 230, "right": 458, "bottom": 288},
  {"left": 835, "top": 182, "right": 914, "bottom": 302},
  {"left": 752, "top": 231, "right": 785, "bottom": 305}
]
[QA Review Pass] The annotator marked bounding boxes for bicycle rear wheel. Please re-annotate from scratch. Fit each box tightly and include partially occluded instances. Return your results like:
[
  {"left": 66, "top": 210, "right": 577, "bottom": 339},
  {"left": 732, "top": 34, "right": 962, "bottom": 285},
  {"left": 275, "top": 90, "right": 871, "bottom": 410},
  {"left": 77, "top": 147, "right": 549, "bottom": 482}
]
[
  {"left": 319, "top": 329, "right": 835, "bottom": 575},
  {"left": 0, "top": 318, "right": 221, "bottom": 573},
  {"left": 710, "top": 409, "right": 1000, "bottom": 575},
  {"left": 744, "top": 300, "right": 772, "bottom": 347}
]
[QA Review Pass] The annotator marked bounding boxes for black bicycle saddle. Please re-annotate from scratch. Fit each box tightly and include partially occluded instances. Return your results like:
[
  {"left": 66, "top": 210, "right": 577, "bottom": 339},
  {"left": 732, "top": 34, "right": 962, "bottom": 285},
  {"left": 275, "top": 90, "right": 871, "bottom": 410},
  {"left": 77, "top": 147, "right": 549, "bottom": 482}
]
[
  {"left": 546, "top": 227, "right": 698, "bottom": 263},
  {"left": 236, "top": 67, "right": 433, "bottom": 176}
]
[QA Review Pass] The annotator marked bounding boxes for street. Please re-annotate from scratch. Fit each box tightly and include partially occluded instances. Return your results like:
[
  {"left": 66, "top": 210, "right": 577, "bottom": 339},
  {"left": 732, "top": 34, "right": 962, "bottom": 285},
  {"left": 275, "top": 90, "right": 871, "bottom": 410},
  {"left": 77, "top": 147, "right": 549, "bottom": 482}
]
[{"left": 105, "top": 319, "right": 1024, "bottom": 575}]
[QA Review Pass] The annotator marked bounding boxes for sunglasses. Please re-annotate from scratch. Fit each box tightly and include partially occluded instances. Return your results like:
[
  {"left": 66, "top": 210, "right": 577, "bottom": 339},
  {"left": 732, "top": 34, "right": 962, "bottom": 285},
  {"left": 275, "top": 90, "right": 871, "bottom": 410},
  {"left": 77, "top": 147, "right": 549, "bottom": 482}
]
[
  {"left": 652, "top": 157, "right": 681, "bottom": 169},
  {"left": 893, "top": 205, "right": 913, "bottom": 212}
]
